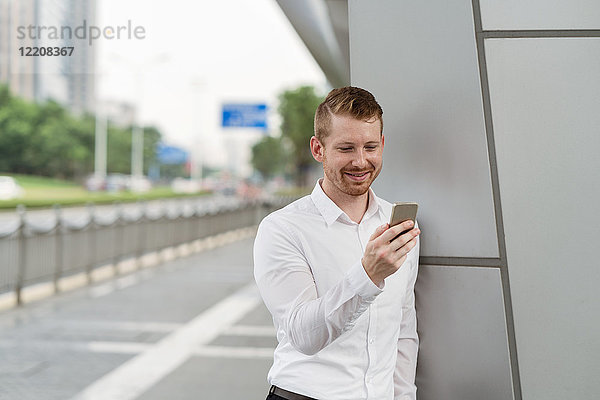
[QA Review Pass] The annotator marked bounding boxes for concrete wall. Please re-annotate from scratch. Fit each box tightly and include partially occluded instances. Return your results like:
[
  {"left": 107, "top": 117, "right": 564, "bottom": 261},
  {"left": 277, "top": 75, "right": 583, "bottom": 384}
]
[{"left": 348, "top": 0, "right": 600, "bottom": 399}]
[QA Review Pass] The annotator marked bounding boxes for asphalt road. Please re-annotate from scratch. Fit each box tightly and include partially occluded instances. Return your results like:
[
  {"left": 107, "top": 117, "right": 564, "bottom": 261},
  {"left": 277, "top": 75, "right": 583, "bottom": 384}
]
[{"left": 0, "top": 235, "right": 275, "bottom": 400}]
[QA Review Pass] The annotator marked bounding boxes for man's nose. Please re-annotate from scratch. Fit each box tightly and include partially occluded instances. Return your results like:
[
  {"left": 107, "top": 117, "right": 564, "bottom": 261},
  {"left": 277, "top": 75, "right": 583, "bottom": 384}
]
[{"left": 351, "top": 150, "right": 368, "bottom": 168}]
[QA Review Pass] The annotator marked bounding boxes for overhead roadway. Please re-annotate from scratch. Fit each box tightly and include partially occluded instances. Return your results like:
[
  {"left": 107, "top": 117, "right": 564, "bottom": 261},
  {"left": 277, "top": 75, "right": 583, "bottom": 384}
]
[{"left": 276, "top": 0, "right": 350, "bottom": 87}]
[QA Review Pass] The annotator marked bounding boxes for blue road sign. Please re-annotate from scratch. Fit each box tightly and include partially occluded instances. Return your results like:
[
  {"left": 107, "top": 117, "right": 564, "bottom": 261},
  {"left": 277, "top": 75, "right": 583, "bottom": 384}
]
[
  {"left": 156, "top": 144, "right": 189, "bottom": 165},
  {"left": 222, "top": 103, "right": 267, "bottom": 130}
]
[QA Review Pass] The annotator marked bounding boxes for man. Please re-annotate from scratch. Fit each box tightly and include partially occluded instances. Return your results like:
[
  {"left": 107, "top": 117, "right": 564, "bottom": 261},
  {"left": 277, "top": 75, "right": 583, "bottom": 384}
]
[{"left": 254, "top": 87, "right": 421, "bottom": 400}]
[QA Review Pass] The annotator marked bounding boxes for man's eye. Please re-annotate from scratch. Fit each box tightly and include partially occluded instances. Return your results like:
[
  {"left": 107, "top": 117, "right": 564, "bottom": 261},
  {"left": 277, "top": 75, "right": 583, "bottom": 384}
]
[
  {"left": 365, "top": 146, "right": 377, "bottom": 151},
  {"left": 339, "top": 147, "right": 352, "bottom": 152}
]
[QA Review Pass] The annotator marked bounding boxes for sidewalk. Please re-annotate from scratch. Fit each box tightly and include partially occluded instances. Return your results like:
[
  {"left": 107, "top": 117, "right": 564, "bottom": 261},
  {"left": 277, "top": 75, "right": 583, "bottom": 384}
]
[{"left": 0, "top": 235, "right": 275, "bottom": 400}]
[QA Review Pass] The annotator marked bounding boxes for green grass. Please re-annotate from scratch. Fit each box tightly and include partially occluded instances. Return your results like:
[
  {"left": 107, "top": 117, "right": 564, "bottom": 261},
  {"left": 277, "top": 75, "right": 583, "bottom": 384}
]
[
  {"left": 0, "top": 174, "right": 211, "bottom": 209},
  {"left": 11, "top": 174, "right": 80, "bottom": 189}
]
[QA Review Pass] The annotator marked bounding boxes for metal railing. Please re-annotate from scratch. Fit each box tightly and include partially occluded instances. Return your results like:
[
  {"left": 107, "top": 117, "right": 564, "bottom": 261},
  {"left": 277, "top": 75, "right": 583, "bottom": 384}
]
[{"left": 0, "top": 197, "right": 289, "bottom": 304}]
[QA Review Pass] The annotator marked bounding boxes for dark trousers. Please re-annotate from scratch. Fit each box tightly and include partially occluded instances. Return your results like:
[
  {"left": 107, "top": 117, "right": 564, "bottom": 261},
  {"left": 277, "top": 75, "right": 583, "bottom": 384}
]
[
  {"left": 265, "top": 385, "right": 316, "bottom": 400},
  {"left": 265, "top": 393, "right": 287, "bottom": 400}
]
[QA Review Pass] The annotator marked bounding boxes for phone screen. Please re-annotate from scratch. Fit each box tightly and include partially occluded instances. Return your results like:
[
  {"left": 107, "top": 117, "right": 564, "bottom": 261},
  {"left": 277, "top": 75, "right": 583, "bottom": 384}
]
[{"left": 390, "top": 202, "right": 418, "bottom": 239}]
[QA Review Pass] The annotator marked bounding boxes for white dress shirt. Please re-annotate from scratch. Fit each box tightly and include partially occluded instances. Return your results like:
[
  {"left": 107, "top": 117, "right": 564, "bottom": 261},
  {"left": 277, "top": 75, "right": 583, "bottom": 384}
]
[{"left": 254, "top": 180, "right": 420, "bottom": 400}]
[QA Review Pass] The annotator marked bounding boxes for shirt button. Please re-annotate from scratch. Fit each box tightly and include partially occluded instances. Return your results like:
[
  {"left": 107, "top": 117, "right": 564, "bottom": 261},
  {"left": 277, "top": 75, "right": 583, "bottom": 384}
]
[{"left": 369, "top": 338, "right": 374, "bottom": 344}]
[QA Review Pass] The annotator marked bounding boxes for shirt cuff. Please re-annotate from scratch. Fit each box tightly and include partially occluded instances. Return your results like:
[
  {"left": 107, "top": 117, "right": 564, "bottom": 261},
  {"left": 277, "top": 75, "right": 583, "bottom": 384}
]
[{"left": 347, "top": 260, "right": 384, "bottom": 300}]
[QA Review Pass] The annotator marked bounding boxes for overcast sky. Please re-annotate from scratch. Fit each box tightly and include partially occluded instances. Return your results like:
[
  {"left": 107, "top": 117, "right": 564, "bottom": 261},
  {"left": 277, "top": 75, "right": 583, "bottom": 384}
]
[{"left": 96, "top": 0, "right": 327, "bottom": 169}]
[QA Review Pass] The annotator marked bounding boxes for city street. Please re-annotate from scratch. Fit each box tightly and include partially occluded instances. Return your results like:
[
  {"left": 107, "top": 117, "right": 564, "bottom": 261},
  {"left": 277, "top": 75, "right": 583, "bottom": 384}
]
[{"left": 0, "top": 235, "right": 275, "bottom": 400}]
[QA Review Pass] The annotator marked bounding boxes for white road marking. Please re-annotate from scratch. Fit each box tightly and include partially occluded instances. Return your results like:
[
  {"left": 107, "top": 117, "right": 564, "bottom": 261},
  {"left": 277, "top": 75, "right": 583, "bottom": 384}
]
[
  {"left": 70, "top": 282, "right": 261, "bottom": 400},
  {"left": 0, "top": 340, "right": 149, "bottom": 354},
  {"left": 0, "top": 341, "right": 274, "bottom": 359},
  {"left": 88, "top": 341, "right": 151, "bottom": 355},
  {"left": 54, "top": 320, "right": 183, "bottom": 333},
  {"left": 194, "top": 345, "right": 274, "bottom": 360},
  {"left": 225, "top": 325, "right": 276, "bottom": 337}
]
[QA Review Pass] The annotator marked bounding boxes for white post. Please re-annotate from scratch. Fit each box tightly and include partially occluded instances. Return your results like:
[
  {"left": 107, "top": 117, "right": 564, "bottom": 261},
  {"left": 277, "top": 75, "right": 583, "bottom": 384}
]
[
  {"left": 190, "top": 78, "right": 206, "bottom": 187},
  {"left": 94, "top": 111, "right": 107, "bottom": 180},
  {"left": 111, "top": 53, "right": 168, "bottom": 182},
  {"left": 131, "top": 123, "right": 143, "bottom": 178}
]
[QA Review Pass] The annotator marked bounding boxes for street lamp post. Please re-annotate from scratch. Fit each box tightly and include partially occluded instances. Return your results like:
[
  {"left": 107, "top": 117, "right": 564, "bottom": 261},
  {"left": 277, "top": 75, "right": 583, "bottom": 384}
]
[
  {"left": 111, "top": 53, "right": 169, "bottom": 182},
  {"left": 190, "top": 78, "right": 206, "bottom": 186},
  {"left": 94, "top": 110, "right": 107, "bottom": 180},
  {"left": 94, "top": 70, "right": 107, "bottom": 185},
  {"left": 131, "top": 120, "right": 144, "bottom": 179}
]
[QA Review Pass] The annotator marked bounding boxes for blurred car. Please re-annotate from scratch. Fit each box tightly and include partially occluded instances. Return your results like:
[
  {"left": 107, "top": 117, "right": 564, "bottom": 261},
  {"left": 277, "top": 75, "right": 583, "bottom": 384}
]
[
  {"left": 171, "top": 178, "right": 201, "bottom": 194},
  {"left": 85, "top": 175, "right": 105, "bottom": 191},
  {"left": 128, "top": 176, "right": 152, "bottom": 193},
  {"left": 0, "top": 176, "right": 24, "bottom": 200},
  {"left": 105, "top": 173, "right": 128, "bottom": 192}
]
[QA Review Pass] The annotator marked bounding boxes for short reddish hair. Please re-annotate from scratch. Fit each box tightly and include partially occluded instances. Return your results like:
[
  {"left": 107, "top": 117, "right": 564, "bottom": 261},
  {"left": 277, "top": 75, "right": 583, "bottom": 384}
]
[{"left": 314, "top": 86, "right": 383, "bottom": 142}]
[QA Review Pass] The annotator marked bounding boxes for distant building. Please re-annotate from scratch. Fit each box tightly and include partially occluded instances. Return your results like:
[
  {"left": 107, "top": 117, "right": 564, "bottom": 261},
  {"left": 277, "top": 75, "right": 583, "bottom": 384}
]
[
  {"left": 0, "top": 0, "right": 96, "bottom": 113},
  {"left": 0, "top": 0, "right": 37, "bottom": 100},
  {"left": 63, "top": 0, "right": 96, "bottom": 114}
]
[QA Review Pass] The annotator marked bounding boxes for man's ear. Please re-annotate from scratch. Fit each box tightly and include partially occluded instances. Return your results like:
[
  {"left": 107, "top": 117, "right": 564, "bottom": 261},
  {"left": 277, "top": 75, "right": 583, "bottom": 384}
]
[
  {"left": 381, "top": 134, "right": 385, "bottom": 150},
  {"left": 310, "top": 136, "right": 324, "bottom": 162}
]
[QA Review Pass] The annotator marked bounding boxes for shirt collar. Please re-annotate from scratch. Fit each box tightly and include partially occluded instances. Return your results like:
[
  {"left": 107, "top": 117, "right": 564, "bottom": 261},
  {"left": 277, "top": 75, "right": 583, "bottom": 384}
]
[{"left": 310, "top": 179, "right": 382, "bottom": 226}]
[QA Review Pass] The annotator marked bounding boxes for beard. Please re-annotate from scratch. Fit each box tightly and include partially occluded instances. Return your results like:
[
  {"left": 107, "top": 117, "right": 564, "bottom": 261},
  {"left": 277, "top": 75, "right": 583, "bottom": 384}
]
[{"left": 322, "top": 155, "right": 382, "bottom": 197}]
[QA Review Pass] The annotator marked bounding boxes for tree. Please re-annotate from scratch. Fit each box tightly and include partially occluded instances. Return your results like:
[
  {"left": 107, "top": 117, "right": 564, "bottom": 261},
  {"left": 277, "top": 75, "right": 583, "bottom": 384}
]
[
  {"left": 107, "top": 123, "right": 132, "bottom": 174},
  {"left": 0, "top": 88, "right": 37, "bottom": 174},
  {"left": 142, "top": 126, "right": 161, "bottom": 175},
  {"left": 251, "top": 136, "right": 286, "bottom": 179},
  {"left": 0, "top": 84, "right": 163, "bottom": 180},
  {"left": 107, "top": 124, "right": 162, "bottom": 175},
  {"left": 278, "top": 86, "right": 323, "bottom": 186},
  {"left": 0, "top": 85, "right": 96, "bottom": 179},
  {"left": 27, "top": 100, "right": 88, "bottom": 178}
]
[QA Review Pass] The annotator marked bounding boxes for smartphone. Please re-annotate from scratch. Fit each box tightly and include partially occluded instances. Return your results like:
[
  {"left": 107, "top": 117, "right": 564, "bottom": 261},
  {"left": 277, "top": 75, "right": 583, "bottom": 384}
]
[{"left": 389, "top": 202, "right": 419, "bottom": 238}]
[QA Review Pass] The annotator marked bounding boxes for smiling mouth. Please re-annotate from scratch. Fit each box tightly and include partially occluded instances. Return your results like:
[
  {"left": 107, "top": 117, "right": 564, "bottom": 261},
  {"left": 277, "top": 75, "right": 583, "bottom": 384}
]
[{"left": 344, "top": 171, "right": 371, "bottom": 181}]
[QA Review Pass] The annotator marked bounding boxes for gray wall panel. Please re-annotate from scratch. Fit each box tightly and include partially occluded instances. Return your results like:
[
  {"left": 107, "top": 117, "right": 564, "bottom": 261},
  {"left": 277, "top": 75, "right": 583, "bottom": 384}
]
[
  {"left": 349, "top": 0, "right": 498, "bottom": 258},
  {"left": 415, "top": 265, "right": 513, "bottom": 400},
  {"left": 486, "top": 38, "right": 600, "bottom": 399},
  {"left": 479, "top": 0, "right": 600, "bottom": 30}
]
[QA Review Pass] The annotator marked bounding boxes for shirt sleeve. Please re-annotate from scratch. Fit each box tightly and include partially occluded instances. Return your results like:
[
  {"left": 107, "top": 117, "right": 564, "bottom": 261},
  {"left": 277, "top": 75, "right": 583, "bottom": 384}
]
[
  {"left": 253, "top": 215, "right": 382, "bottom": 356},
  {"left": 394, "top": 231, "right": 420, "bottom": 400}
]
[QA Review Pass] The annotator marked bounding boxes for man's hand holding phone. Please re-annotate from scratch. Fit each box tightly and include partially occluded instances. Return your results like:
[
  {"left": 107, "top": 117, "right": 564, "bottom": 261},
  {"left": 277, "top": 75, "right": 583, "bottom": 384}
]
[{"left": 361, "top": 220, "right": 420, "bottom": 286}]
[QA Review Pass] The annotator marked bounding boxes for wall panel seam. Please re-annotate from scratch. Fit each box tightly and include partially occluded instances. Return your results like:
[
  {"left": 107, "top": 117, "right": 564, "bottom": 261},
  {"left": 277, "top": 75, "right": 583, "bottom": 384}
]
[
  {"left": 472, "top": 1, "right": 523, "bottom": 399},
  {"left": 481, "top": 30, "right": 600, "bottom": 38},
  {"left": 419, "top": 257, "right": 501, "bottom": 267}
]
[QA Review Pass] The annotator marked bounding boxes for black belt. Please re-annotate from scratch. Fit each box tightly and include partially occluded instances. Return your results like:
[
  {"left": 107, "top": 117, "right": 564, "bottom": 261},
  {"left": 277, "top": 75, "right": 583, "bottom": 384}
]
[{"left": 269, "top": 385, "right": 317, "bottom": 400}]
